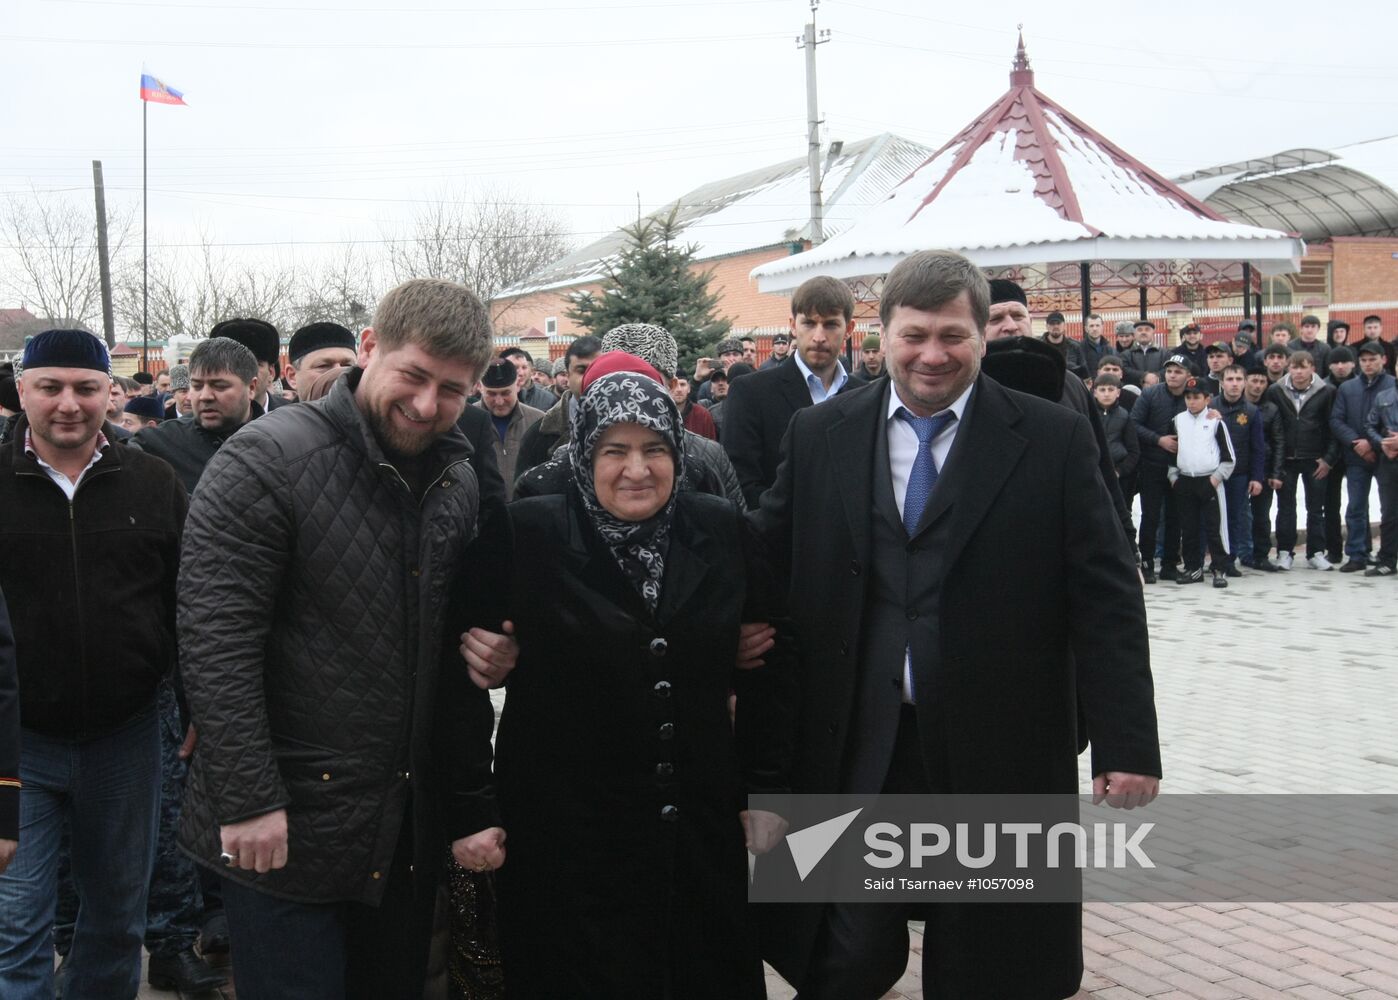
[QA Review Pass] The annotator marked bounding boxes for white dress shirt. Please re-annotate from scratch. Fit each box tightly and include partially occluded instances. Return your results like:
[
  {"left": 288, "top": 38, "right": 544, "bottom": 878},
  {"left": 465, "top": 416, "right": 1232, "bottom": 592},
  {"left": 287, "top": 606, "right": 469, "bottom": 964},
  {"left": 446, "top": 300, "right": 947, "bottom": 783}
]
[
  {"left": 886, "top": 381, "right": 974, "bottom": 703},
  {"left": 792, "top": 350, "right": 848, "bottom": 405},
  {"left": 25, "top": 428, "right": 110, "bottom": 501}
]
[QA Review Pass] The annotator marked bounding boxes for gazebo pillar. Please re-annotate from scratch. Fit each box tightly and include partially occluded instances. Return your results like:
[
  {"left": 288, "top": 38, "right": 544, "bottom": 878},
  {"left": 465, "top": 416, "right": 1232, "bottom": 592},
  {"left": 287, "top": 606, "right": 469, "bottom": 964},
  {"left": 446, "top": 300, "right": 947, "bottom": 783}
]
[
  {"left": 1079, "top": 262, "right": 1092, "bottom": 324},
  {"left": 1138, "top": 286, "right": 1148, "bottom": 321}
]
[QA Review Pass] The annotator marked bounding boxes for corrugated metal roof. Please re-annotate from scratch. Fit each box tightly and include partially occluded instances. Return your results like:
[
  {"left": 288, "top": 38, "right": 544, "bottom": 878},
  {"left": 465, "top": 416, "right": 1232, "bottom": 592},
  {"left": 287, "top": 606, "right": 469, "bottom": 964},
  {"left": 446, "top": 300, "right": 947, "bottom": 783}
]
[
  {"left": 498, "top": 132, "right": 933, "bottom": 298},
  {"left": 1176, "top": 138, "right": 1398, "bottom": 240}
]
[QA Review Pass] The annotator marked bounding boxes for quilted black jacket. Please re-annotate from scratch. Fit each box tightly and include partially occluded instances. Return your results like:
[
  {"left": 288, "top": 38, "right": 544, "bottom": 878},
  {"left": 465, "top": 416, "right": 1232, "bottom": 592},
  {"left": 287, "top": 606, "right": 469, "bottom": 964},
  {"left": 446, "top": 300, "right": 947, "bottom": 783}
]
[{"left": 177, "top": 369, "right": 498, "bottom": 905}]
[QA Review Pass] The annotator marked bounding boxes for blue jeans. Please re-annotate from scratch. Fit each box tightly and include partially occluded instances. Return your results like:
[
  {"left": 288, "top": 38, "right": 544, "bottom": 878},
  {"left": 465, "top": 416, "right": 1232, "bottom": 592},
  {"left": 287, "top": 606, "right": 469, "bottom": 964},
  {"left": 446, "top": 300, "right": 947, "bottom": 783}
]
[
  {"left": 0, "top": 706, "right": 160, "bottom": 1000},
  {"left": 1345, "top": 461, "right": 1378, "bottom": 560},
  {"left": 1223, "top": 475, "right": 1251, "bottom": 562}
]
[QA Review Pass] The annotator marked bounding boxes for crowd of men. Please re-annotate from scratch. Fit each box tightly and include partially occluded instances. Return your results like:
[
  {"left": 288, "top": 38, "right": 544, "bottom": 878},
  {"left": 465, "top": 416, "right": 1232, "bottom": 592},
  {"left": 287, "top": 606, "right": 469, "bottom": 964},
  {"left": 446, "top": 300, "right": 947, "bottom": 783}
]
[
  {"left": 0, "top": 263, "right": 1386, "bottom": 998},
  {"left": 1074, "top": 312, "right": 1398, "bottom": 585}
]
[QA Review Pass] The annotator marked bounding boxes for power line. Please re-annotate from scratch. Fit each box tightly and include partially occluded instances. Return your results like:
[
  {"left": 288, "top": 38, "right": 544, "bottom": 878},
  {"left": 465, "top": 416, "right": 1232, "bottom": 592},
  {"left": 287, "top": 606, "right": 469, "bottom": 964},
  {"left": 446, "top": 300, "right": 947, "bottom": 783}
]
[
  {"left": 43, "top": 0, "right": 787, "bottom": 12},
  {"left": 1, "top": 29, "right": 786, "bottom": 50}
]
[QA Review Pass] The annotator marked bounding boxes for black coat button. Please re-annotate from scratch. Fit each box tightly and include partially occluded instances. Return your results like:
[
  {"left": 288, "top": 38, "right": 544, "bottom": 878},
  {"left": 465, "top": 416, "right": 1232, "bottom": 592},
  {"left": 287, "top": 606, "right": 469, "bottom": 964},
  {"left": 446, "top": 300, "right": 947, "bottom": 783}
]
[
  {"left": 827, "top": 722, "right": 839, "bottom": 735},
  {"left": 656, "top": 762, "right": 674, "bottom": 777},
  {"left": 839, "top": 641, "right": 849, "bottom": 656},
  {"left": 659, "top": 723, "right": 675, "bottom": 740},
  {"left": 850, "top": 561, "right": 861, "bottom": 576},
  {"left": 649, "top": 638, "right": 668, "bottom": 656},
  {"left": 906, "top": 610, "right": 918, "bottom": 621},
  {"left": 653, "top": 681, "right": 672, "bottom": 698},
  {"left": 660, "top": 805, "right": 679, "bottom": 822}
]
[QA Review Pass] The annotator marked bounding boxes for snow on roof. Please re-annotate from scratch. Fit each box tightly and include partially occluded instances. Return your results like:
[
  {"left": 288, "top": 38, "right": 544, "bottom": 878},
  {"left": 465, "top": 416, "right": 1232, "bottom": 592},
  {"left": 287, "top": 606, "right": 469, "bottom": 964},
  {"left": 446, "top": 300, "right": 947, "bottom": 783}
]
[
  {"left": 498, "top": 133, "right": 934, "bottom": 298},
  {"left": 753, "top": 34, "right": 1303, "bottom": 292}
]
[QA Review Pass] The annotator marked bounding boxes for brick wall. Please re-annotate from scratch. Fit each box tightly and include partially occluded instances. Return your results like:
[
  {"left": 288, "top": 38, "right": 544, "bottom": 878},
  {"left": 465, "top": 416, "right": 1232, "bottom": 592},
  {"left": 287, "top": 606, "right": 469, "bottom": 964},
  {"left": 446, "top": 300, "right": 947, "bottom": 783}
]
[{"left": 1331, "top": 237, "right": 1398, "bottom": 302}]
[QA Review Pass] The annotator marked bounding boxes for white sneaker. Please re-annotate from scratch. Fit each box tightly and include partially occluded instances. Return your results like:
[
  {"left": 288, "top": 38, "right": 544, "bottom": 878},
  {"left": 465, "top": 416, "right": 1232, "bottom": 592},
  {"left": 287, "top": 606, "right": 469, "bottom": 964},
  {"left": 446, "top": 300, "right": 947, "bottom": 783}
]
[
  {"left": 1307, "top": 553, "right": 1334, "bottom": 571},
  {"left": 1276, "top": 552, "right": 1294, "bottom": 570}
]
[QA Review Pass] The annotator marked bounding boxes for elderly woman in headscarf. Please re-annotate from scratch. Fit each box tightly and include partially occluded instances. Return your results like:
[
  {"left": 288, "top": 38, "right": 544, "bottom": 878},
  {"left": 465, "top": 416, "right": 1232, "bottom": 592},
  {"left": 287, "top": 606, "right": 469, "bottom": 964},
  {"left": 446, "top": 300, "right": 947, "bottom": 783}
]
[{"left": 465, "top": 352, "right": 794, "bottom": 999}]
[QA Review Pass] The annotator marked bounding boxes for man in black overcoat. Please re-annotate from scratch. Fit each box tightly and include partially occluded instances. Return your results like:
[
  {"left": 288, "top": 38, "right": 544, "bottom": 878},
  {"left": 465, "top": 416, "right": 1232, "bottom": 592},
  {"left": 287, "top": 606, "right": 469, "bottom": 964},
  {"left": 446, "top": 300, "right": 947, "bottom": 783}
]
[{"left": 752, "top": 251, "right": 1161, "bottom": 999}]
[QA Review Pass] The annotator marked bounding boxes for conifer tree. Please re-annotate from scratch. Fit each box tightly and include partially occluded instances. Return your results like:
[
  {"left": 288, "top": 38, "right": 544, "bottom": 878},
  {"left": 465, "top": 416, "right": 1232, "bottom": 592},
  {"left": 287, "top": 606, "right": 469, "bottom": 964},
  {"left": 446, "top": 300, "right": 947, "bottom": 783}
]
[{"left": 567, "top": 206, "right": 731, "bottom": 369}]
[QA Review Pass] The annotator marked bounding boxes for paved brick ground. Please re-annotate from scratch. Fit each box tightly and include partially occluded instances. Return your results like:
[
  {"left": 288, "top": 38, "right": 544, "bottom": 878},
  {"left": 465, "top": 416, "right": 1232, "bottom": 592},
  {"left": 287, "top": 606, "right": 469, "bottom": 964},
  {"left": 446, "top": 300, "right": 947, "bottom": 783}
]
[{"left": 139, "top": 563, "right": 1398, "bottom": 998}]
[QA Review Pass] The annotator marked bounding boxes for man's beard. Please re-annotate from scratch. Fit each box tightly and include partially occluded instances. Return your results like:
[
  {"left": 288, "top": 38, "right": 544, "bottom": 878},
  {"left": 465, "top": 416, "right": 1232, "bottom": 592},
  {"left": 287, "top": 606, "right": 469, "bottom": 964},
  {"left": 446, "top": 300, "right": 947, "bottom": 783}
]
[{"left": 364, "top": 399, "right": 435, "bottom": 457}]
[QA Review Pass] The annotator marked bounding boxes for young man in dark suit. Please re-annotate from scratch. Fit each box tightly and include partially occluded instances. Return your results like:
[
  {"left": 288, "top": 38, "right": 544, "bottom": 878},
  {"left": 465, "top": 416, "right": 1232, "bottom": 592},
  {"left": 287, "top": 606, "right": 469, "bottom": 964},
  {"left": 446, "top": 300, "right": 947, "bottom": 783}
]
[
  {"left": 722, "top": 276, "right": 858, "bottom": 507},
  {"left": 753, "top": 251, "right": 1160, "bottom": 1000}
]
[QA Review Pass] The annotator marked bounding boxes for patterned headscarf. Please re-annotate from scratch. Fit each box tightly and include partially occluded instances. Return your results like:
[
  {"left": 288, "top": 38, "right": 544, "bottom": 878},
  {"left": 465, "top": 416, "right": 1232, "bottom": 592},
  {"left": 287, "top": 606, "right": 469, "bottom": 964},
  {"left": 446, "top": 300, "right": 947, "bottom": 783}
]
[{"left": 569, "top": 370, "right": 686, "bottom": 613}]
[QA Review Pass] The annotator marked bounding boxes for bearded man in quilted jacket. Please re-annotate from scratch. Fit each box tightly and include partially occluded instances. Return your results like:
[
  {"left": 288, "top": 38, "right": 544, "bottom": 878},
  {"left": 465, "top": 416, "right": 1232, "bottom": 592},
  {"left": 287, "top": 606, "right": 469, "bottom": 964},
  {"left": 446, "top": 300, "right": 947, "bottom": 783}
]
[{"left": 176, "top": 279, "right": 516, "bottom": 1000}]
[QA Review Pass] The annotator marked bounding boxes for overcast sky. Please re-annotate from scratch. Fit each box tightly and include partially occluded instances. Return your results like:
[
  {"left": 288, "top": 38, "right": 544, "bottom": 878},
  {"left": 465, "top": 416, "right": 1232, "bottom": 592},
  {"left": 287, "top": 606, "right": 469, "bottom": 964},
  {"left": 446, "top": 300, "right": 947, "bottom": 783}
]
[{"left": 3, "top": 0, "right": 1395, "bottom": 273}]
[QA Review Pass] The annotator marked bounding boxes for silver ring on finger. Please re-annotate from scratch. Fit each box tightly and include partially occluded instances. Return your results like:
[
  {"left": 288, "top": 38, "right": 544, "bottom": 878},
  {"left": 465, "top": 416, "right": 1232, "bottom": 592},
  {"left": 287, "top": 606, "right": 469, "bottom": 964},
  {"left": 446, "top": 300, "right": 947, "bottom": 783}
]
[{"left": 220, "top": 851, "right": 237, "bottom": 866}]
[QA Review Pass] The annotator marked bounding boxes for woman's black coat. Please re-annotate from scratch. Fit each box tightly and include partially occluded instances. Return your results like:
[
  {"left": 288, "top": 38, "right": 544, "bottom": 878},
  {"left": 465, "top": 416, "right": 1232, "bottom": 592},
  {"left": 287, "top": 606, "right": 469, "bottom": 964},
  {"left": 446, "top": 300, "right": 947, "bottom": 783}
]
[{"left": 487, "top": 490, "right": 795, "bottom": 999}]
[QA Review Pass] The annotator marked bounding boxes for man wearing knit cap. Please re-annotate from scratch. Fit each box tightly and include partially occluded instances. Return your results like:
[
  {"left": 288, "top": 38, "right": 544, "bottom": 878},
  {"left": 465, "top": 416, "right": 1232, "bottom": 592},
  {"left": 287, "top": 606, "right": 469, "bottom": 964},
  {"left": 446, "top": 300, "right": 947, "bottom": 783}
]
[
  {"left": 210, "top": 317, "right": 289, "bottom": 413},
  {"left": 120, "top": 395, "right": 165, "bottom": 434},
  {"left": 165, "top": 364, "right": 193, "bottom": 420},
  {"left": 283, "top": 322, "right": 358, "bottom": 399},
  {"left": 0, "top": 329, "right": 187, "bottom": 998},
  {"left": 475, "top": 357, "right": 545, "bottom": 501},
  {"left": 760, "top": 331, "right": 792, "bottom": 370},
  {"left": 848, "top": 334, "right": 885, "bottom": 386}
]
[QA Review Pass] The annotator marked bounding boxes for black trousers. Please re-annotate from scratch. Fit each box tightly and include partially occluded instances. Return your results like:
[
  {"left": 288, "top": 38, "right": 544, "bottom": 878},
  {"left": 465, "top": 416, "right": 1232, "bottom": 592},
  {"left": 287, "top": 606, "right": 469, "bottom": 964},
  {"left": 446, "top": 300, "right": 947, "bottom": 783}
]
[
  {"left": 1378, "top": 457, "right": 1398, "bottom": 568},
  {"left": 1275, "top": 459, "right": 1328, "bottom": 556},
  {"left": 1174, "top": 476, "right": 1226, "bottom": 571},
  {"left": 1137, "top": 462, "right": 1179, "bottom": 568},
  {"left": 219, "top": 810, "right": 435, "bottom": 1000}
]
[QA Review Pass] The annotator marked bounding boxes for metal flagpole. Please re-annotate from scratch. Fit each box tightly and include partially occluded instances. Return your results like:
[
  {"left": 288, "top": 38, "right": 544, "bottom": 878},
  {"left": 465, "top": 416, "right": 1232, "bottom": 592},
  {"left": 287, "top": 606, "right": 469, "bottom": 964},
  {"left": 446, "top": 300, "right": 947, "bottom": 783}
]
[{"left": 142, "top": 99, "right": 149, "bottom": 373}]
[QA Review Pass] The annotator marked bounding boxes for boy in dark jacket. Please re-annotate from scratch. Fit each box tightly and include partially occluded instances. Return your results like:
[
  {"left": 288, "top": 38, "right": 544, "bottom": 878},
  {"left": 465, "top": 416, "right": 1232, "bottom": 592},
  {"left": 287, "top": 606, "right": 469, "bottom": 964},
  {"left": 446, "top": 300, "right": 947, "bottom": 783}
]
[
  {"left": 1093, "top": 373, "right": 1139, "bottom": 502},
  {"left": 1264, "top": 351, "right": 1341, "bottom": 570},
  {"left": 1131, "top": 354, "right": 1192, "bottom": 582},
  {"left": 1242, "top": 365, "right": 1285, "bottom": 570},
  {"left": 1213, "top": 365, "right": 1266, "bottom": 575}
]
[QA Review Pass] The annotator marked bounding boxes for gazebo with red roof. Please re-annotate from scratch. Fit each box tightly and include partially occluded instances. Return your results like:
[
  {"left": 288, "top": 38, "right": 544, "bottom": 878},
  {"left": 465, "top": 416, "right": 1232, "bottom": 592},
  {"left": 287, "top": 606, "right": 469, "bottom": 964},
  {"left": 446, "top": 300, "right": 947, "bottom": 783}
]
[{"left": 753, "top": 33, "right": 1305, "bottom": 321}]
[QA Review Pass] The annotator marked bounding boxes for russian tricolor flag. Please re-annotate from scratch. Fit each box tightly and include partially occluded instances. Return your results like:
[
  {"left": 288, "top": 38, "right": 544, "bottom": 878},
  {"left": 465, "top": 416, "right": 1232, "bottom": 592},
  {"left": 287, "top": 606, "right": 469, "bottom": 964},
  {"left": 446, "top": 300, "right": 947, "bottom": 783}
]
[{"left": 140, "top": 71, "right": 186, "bottom": 106}]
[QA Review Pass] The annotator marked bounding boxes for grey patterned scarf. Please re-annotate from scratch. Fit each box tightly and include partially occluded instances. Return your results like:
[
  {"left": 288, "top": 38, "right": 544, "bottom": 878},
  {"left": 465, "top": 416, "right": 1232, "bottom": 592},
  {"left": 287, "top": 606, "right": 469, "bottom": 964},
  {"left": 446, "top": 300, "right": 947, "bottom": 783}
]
[{"left": 569, "top": 371, "right": 686, "bottom": 612}]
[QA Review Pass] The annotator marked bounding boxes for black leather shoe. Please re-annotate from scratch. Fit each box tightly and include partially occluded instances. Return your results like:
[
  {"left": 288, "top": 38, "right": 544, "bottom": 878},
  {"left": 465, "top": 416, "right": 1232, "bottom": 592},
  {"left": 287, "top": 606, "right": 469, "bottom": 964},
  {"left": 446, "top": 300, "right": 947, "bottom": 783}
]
[
  {"left": 200, "top": 911, "right": 230, "bottom": 966},
  {"left": 1175, "top": 567, "right": 1203, "bottom": 585},
  {"left": 1224, "top": 563, "right": 1242, "bottom": 578},
  {"left": 148, "top": 946, "right": 229, "bottom": 992},
  {"left": 1141, "top": 562, "right": 1156, "bottom": 584},
  {"left": 1159, "top": 564, "right": 1179, "bottom": 581},
  {"left": 1340, "top": 559, "right": 1366, "bottom": 573}
]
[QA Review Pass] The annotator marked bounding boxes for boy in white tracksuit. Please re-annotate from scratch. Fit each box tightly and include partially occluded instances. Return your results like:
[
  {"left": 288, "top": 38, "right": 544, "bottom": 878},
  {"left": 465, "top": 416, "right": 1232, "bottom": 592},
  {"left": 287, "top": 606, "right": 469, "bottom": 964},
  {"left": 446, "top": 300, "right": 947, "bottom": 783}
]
[{"left": 1169, "top": 377, "right": 1238, "bottom": 587}]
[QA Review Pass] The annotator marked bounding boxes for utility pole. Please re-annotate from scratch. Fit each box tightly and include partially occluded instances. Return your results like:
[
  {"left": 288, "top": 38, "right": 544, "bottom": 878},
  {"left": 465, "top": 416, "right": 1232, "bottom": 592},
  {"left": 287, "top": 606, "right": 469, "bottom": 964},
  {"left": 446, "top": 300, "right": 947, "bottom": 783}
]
[
  {"left": 91, "top": 160, "right": 116, "bottom": 349},
  {"left": 798, "top": 0, "right": 830, "bottom": 245}
]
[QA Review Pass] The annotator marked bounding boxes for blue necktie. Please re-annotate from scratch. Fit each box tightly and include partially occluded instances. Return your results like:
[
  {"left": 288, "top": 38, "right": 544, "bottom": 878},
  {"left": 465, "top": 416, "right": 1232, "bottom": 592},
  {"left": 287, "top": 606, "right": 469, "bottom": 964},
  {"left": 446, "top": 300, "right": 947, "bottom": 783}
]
[{"left": 899, "top": 409, "right": 957, "bottom": 535}]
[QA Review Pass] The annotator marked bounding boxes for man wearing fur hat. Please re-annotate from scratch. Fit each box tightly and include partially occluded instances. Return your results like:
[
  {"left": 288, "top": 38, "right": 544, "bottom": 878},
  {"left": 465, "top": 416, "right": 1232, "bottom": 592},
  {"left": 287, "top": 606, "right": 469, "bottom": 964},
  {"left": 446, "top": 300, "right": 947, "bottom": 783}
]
[
  {"left": 282, "top": 322, "right": 358, "bottom": 400},
  {"left": 211, "top": 317, "right": 289, "bottom": 413},
  {"left": 0, "top": 329, "right": 187, "bottom": 998}
]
